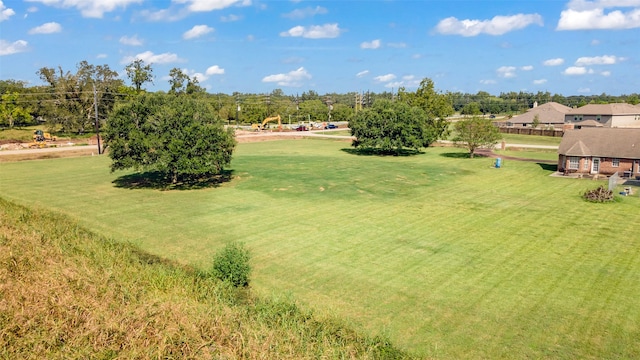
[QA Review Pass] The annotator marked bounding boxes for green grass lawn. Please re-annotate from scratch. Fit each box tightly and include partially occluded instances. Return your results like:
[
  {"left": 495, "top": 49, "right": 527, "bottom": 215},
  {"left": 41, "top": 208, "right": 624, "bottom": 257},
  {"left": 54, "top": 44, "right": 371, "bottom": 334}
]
[
  {"left": 1, "top": 139, "right": 639, "bottom": 359},
  {"left": 501, "top": 133, "right": 563, "bottom": 146}
]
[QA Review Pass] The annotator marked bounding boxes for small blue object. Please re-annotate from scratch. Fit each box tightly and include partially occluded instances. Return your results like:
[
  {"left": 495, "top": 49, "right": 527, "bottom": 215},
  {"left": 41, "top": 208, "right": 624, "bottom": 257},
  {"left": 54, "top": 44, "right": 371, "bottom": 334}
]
[{"left": 495, "top": 158, "right": 502, "bottom": 168}]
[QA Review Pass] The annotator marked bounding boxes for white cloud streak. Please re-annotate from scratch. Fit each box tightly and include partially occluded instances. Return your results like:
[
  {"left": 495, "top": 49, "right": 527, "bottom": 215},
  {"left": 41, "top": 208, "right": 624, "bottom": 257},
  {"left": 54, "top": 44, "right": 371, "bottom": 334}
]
[
  {"left": 120, "top": 35, "right": 143, "bottom": 46},
  {"left": 183, "top": 25, "right": 214, "bottom": 39},
  {"left": 435, "top": 13, "right": 543, "bottom": 36},
  {"left": 0, "top": 0, "right": 15, "bottom": 21},
  {"left": 28, "top": 22, "right": 62, "bottom": 34},
  {"left": 262, "top": 67, "right": 312, "bottom": 87},
  {"left": 279, "top": 23, "right": 342, "bottom": 39},
  {"left": 25, "top": 0, "right": 143, "bottom": 18},
  {"left": 557, "top": 0, "right": 640, "bottom": 30},
  {"left": 282, "top": 6, "right": 327, "bottom": 19},
  {"left": 360, "top": 39, "right": 381, "bottom": 49},
  {"left": 205, "top": 65, "right": 224, "bottom": 75},
  {"left": 0, "top": 39, "right": 28, "bottom": 55},
  {"left": 543, "top": 58, "right": 565, "bottom": 66},
  {"left": 174, "top": 0, "right": 251, "bottom": 12},
  {"left": 121, "top": 51, "right": 184, "bottom": 64},
  {"left": 575, "top": 55, "right": 622, "bottom": 65}
]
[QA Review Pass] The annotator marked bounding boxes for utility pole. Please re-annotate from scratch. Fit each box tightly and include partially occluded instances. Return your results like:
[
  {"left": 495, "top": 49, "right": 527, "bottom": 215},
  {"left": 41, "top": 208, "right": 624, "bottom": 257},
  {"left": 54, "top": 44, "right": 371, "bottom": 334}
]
[{"left": 93, "top": 84, "right": 101, "bottom": 155}]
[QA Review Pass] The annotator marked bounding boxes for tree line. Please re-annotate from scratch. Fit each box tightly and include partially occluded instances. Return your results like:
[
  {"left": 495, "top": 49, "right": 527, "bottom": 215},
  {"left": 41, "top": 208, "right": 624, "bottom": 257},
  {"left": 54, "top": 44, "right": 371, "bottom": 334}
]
[{"left": 2, "top": 59, "right": 638, "bottom": 132}]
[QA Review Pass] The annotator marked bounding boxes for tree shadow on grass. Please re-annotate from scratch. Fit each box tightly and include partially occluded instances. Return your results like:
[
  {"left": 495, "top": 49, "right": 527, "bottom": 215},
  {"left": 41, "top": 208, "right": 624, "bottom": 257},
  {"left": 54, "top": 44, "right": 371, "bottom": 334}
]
[
  {"left": 538, "top": 163, "right": 557, "bottom": 172},
  {"left": 440, "top": 152, "right": 474, "bottom": 159},
  {"left": 113, "top": 170, "right": 234, "bottom": 191},
  {"left": 340, "top": 148, "right": 423, "bottom": 157}
]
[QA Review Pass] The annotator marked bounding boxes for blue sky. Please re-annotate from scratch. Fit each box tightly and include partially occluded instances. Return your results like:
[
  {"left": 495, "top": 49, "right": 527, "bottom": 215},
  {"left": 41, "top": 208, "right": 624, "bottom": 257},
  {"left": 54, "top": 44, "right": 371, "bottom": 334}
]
[{"left": 1, "top": 0, "right": 639, "bottom": 96}]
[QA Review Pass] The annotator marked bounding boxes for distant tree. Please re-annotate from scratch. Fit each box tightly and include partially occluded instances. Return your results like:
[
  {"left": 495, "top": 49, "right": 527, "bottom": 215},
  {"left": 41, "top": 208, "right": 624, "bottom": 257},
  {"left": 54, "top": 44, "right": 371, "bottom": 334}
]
[
  {"left": 461, "top": 102, "right": 482, "bottom": 116},
  {"left": 168, "top": 68, "right": 204, "bottom": 95},
  {"left": 0, "top": 92, "right": 31, "bottom": 128},
  {"left": 125, "top": 59, "right": 154, "bottom": 93},
  {"left": 627, "top": 94, "right": 639, "bottom": 105},
  {"left": 104, "top": 93, "right": 236, "bottom": 184},
  {"left": 531, "top": 114, "right": 540, "bottom": 129},
  {"left": 349, "top": 99, "right": 443, "bottom": 155},
  {"left": 453, "top": 116, "right": 502, "bottom": 158},
  {"left": 397, "top": 78, "right": 453, "bottom": 141}
]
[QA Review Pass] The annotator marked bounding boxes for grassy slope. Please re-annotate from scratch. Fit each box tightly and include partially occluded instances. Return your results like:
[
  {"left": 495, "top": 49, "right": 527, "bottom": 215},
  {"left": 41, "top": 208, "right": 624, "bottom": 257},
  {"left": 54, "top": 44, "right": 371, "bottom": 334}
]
[
  {"left": 1, "top": 139, "right": 639, "bottom": 358},
  {"left": 0, "top": 198, "right": 409, "bottom": 359}
]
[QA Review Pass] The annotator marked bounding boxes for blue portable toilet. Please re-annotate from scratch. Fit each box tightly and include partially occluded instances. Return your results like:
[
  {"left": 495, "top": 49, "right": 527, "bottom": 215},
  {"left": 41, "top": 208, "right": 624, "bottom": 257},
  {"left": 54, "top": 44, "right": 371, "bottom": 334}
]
[{"left": 495, "top": 158, "right": 502, "bottom": 168}]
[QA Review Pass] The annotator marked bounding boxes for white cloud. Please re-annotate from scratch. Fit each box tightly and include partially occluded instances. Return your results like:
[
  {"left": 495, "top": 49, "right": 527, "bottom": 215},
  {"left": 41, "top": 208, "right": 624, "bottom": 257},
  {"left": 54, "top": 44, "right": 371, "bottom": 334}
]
[
  {"left": 557, "top": 0, "right": 640, "bottom": 30},
  {"left": 575, "top": 55, "right": 623, "bottom": 65},
  {"left": 600, "top": 70, "right": 611, "bottom": 76},
  {"left": 1, "top": 0, "right": 16, "bottom": 21},
  {"left": 220, "top": 14, "right": 241, "bottom": 22},
  {"left": 205, "top": 65, "right": 224, "bottom": 75},
  {"left": 282, "top": 6, "right": 327, "bottom": 19},
  {"left": 521, "top": 65, "right": 534, "bottom": 71},
  {"left": 533, "top": 79, "right": 548, "bottom": 85},
  {"left": 435, "top": 13, "right": 543, "bottom": 36},
  {"left": 563, "top": 66, "right": 595, "bottom": 75},
  {"left": 384, "top": 75, "right": 421, "bottom": 89},
  {"left": 360, "top": 39, "right": 381, "bottom": 49},
  {"left": 262, "top": 67, "right": 311, "bottom": 87},
  {"left": 121, "top": 51, "right": 183, "bottom": 64},
  {"left": 0, "top": 39, "right": 28, "bottom": 55},
  {"left": 356, "top": 70, "right": 369, "bottom": 78},
  {"left": 374, "top": 74, "right": 396, "bottom": 82},
  {"left": 96, "top": 53, "right": 108, "bottom": 59},
  {"left": 25, "top": 0, "right": 143, "bottom": 18},
  {"left": 120, "top": 35, "right": 143, "bottom": 46},
  {"left": 480, "top": 79, "right": 497, "bottom": 85},
  {"left": 174, "top": 0, "right": 250, "bottom": 12},
  {"left": 28, "top": 22, "right": 62, "bottom": 34},
  {"left": 543, "top": 58, "right": 565, "bottom": 66},
  {"left": 497, "top": 66, "right": 517, "bottom": 78},
  {"left": 279, "top": 23, "right": 342, "bottom": 39},
  {"left": 183, "top": 25, "right": 214, "bottom": 39}
]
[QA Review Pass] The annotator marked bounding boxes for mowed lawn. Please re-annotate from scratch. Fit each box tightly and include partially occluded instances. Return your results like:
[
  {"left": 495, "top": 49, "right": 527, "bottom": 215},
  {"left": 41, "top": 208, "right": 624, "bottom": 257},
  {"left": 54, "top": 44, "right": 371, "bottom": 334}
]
[{"left": 1, "top": 139, "right": 639, "bottom": 359}]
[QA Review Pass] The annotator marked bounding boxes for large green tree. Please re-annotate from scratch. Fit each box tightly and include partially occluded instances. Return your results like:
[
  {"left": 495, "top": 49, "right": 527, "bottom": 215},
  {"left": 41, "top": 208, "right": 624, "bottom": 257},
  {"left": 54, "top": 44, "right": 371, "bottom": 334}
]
[
  {"left": 349, "top": 99, "right": 442, "bottom": 155},
  {"left": 104, "top": 93, "right": 236, "bottom": 184},
  {"left": 125, "top": 59, "right": 154, "bottom": 93},
  {"left": 453, "top": 116, "right": 502, "bottom": 158},
  {"left": 0, "top": 92, "right": 31, "bottom": 128}
]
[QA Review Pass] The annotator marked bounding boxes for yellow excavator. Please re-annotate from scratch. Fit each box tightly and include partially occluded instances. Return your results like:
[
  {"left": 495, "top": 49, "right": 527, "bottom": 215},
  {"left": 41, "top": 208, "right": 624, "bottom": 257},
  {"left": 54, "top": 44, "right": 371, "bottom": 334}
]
[
  {"left": 29, "top": 129, "right": 57, "bottom": 148},
  {"left": 252, "top": 115, "right": 282, "bottom": 131}
]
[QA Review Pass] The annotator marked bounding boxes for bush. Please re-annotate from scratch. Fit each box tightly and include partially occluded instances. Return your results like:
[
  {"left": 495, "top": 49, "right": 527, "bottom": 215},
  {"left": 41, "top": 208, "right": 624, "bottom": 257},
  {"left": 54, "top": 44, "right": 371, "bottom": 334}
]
[
  {"left": 583, "top": 185, "right": 614, "bottom": 203},
  {"left": 211, "top": 242, "right": 251, "bottom": 287}
]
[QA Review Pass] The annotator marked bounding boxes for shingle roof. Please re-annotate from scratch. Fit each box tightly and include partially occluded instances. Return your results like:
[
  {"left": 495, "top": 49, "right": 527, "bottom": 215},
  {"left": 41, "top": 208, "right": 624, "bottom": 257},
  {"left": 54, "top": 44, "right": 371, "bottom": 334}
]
[
  {"left": 558, "top": 128, "right": 640, "bottom": 158},
  {"left": 509, "top": 102, "right": 571, "bottom": 124},
  {"left": 565, "top": 103, "right": 640, "bottom": 115}
]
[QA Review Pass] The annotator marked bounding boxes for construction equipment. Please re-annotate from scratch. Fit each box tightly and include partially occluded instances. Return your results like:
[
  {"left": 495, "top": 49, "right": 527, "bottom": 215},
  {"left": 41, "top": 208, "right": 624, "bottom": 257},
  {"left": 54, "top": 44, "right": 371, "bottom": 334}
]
[
  {"left": 252, "top": 115, "right": 282, "bottom": 131},
  {"left": 28, "top": 129, "right": 56, "bottom": 148}
]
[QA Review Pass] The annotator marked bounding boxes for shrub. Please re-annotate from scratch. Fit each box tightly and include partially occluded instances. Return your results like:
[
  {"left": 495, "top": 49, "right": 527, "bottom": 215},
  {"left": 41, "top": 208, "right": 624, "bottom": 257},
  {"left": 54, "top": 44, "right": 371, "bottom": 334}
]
[
  {"left": 211, "top": 242, "right": 251, "bottom": 287},
  {"left": 583, "top": 185, "right": 614, "bottom": 203}
]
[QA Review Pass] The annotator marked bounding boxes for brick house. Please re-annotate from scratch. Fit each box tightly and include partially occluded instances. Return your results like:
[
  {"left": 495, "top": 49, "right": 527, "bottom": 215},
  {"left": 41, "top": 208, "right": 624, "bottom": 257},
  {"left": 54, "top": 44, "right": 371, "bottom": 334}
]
[
  {"left": 558, "top": 128, "right": 640, "bottom": 177},
  {"left": 564, "top": 103, "right": 640, "bottom": 128}
]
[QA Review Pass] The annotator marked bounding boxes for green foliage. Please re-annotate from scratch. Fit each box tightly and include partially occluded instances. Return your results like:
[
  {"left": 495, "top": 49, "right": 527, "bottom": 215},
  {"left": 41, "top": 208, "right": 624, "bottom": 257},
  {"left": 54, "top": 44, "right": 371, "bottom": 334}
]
[
  {"left": 125, "top": 59, "right": 154, "bottom": 93},
  {"left": 104, "top": 93, "right": 236, "bottom": 183},
  {"left": 349, "top": 99, "right": 444, "bottom": 154},
  {"left": 211, "top": 242, "right": 251, "bottom": 287},
  {"left": 0, "top": 92, "right": 32, "bottom": 128},
  {"left": 461, "top": 102, "right": 482, "bottom": 116},
  {"left": 453, "top": 116, "right": 502, "bottom": 158},
  {"left": 531, "top": 114, "right": 540, "bottom": 129}
]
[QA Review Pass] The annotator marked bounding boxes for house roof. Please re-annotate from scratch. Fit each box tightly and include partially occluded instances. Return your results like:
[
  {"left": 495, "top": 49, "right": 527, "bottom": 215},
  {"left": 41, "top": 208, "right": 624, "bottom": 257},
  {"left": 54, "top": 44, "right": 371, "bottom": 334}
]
[
  {"left": 509, "top": 101, "right": 571, "bottom": 124},
  {"left": 565, "top": 103, "right": 640, "bottom": 115},
  {"left": 559, "top": 128, "right": 640, "bottom": 158}
]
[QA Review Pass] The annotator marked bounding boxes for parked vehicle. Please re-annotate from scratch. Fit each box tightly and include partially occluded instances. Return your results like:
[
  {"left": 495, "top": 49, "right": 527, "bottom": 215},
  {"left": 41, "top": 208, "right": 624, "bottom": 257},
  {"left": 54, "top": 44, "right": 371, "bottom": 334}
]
[
  {"left": 295, "top": 125, "right": 308, "bottom": 131},
  {"left": 324, "top": 123, "right": 338, "bottom": 129}
]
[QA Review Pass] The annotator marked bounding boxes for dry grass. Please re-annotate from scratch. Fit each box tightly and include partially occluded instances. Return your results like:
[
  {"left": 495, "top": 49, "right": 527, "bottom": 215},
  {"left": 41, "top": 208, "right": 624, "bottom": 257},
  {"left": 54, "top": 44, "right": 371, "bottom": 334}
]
[{"left": 0, "top": 198, "right": 410, "bottom": 359}]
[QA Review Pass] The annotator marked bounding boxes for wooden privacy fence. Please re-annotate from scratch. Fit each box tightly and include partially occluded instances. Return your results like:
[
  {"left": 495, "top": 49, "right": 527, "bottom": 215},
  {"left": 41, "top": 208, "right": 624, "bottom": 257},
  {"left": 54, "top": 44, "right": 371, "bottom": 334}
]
[{"left": 498, "top": 127, "right": 564, "bottom": 137}]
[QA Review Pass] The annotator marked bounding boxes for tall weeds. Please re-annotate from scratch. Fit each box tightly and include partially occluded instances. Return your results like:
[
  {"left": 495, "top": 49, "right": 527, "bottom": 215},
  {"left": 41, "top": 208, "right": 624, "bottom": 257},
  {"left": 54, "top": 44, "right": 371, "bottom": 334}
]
[{"left": 0, "top": 198, "right": 411, "bottom": 359}]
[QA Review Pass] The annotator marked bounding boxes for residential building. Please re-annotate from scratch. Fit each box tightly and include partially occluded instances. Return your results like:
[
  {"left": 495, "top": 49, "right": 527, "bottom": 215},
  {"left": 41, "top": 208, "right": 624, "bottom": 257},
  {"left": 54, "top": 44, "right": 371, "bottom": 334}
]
[{"left": 564, "top": 103, "right": 640, "bottom": 128}]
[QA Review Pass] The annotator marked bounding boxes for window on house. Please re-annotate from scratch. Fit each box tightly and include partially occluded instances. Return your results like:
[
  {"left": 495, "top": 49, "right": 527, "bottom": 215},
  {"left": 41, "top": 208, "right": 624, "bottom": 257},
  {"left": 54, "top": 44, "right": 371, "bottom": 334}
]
[
  {"left": 596, "top": 115, "right": 602, "bottom": 121},
  {"left": 583, "top": 158, "right": 589, "bottom": 170},
  {"left": 612, "top": 158, "right": 620, "bottom": 167},
  {"left": 569, "top": 157, "right": 579, "bottom": 169}
]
